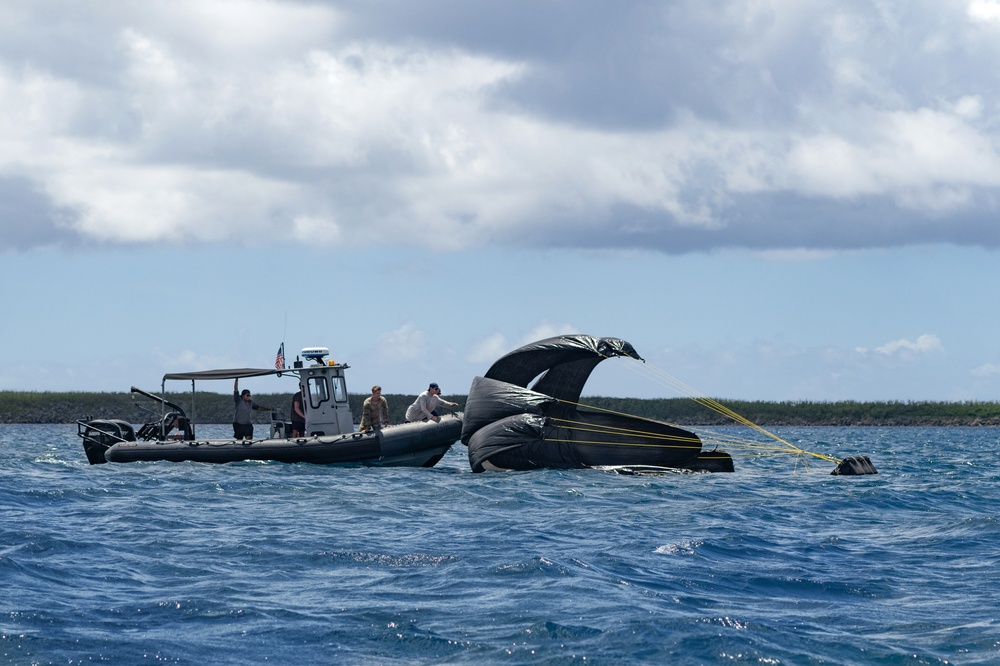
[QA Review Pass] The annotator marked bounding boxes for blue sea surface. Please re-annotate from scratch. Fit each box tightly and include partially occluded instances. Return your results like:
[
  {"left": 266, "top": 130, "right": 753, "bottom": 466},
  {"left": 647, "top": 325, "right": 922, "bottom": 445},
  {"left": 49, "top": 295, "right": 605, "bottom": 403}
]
[{"left": 2, "top": 424, "right": 999, "bottom": 664}]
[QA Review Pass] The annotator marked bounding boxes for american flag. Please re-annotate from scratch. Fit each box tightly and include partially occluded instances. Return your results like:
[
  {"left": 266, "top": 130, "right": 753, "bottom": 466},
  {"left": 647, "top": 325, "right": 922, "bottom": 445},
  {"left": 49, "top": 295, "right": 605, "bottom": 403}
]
[{"left": 275, "top": 343, "right": 285, "bottom": 370}]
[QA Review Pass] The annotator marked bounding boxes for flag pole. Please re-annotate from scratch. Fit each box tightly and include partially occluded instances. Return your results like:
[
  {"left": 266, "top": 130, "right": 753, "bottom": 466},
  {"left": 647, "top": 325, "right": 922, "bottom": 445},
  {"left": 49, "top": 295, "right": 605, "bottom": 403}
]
[{"left": 276, "top": 311, "right": 288, "bottom": 370}]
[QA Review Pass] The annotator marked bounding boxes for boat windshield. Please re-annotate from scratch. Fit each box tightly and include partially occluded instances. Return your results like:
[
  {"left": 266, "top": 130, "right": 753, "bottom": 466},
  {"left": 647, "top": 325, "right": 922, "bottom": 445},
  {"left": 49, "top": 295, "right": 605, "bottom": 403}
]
[
  {"left": 332, "top": 375, "right": 347, "bottom": 403},
  {"left": 307, "top": 376, "right": 329, "bottom": 408}
]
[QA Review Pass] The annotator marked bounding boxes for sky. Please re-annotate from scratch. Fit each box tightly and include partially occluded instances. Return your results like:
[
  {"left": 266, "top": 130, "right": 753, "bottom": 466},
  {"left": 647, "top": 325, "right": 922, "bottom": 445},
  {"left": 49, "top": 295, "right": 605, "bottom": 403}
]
[{"left": 2, "top": 0, "right": 1000, "bottom": 402}]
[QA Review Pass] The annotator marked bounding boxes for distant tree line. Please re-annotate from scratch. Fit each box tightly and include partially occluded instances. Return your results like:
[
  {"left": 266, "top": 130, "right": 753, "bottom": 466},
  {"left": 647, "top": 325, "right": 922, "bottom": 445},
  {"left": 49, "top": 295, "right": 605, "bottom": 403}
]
[
  {"left": 0, "top": 391, "right": 457, "bottom": 426},
  {"left": 2, "top": 391, "right": 1000, "bottom": 426},
  {"left": 579, "top": 397, "right": 1000, "bottom": 426}
]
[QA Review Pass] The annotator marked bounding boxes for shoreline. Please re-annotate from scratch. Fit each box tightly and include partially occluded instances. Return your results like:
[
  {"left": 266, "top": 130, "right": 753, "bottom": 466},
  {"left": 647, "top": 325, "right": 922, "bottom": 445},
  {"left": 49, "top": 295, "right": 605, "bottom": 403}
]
[{"left": 2, "top": 391, "right": 999, "bottom": 426}]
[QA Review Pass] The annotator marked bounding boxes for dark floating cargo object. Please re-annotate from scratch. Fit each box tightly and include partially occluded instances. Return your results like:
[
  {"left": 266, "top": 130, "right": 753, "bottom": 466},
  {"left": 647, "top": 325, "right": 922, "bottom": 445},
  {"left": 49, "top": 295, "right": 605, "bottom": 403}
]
[
  {"left": 462, "top": 334, "right": 734, "bottom": 473},
  {"left": 599, "top": 460, "right": 732, "bottom": 476},
  {"left": 831, "top": 456, "right": 878, "bottom": 475}
]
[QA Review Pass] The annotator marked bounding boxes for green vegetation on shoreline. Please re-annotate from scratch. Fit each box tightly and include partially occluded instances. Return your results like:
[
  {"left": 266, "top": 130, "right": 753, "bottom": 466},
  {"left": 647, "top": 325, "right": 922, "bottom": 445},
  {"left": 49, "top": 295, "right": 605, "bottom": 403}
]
[{"left": 2, "top": 391, "right": 1000, "bottom": 426}]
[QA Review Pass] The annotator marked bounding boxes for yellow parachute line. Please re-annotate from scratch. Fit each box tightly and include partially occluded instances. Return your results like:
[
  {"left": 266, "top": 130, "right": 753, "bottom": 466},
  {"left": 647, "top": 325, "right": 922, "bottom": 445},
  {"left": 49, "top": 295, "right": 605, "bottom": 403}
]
[
  {"left": 547, "top": 414, "right": 830, "bottom": 473},
  {"left": 547, "top": 421, "right": 700, "bottom": 450},
  {"left": 552, "top": 399, "right": 808, "bottom": 458},
  {"left": 557, "top": 354, "right": 843, "bottom": 465},
  {"left": 549, "top": 417, "right": 701, "bottom": 444},
  {"left": 543, "top": 438, "right": 699, "bottom": 450}
]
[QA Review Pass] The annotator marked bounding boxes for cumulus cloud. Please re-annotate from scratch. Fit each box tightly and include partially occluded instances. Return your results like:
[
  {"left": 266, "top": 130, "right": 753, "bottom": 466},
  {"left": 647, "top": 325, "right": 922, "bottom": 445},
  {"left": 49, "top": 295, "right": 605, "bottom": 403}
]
[
  {"left": 466, "top": 321, "right": 579, "bottom": 365},
  {"left": 0, "top": 176, "right": 78, "bottom": 249},
  {"left": 156, "top": 348, "right": 238, "bottom": 373},
  {"left": 466, "top": 332, "right": 509, "bottom": 364},
  {"left": 874, "top": 334, "right": 943, "bottom": 356},
  {"left": 375, "top": 322, "right": 427, "bottom": 362},
  {"left": 4, "top": 1, "right": 1000, "bottom": 254},
  {"left": 969, "top": 1, "right": 1000, "bottom": 23},
  {"left": 971, "top": 362, "right": 1000, "bottom": 377},
  {"left": 517, "top": 321, "right": 580, "bottom": 346}
]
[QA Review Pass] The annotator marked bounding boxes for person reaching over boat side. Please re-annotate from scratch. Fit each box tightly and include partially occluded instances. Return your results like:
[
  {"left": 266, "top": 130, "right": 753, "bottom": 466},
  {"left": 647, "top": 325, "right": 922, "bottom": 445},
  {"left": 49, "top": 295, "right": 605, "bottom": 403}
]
[
  {"left": 358, "top": 385, "right": 390, "bottom": 432},
  {"left": 290, "top": 384, "right": 307, "bottom": 437},
  {"left": 168, "top": 416, "right": 194, "bottom": 441},
  {"left": 233, "top": 379, "right": 272, "bottom": 440},
  {"left": 404, "top": 383, "right": 459, "bottom": 423}
]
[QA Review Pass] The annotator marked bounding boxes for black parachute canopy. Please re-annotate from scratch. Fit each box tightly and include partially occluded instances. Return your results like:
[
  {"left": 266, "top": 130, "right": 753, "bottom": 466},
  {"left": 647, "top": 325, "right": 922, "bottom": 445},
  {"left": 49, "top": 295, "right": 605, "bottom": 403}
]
[
  {"left": 461, "top": 376, "right": 558, "bottom": 444},
  {"left": 484, "top": 335, "right": 643, "bottom": 404},
  {"left": 463, "top": 335, "right": 731, "bottom": 473}
]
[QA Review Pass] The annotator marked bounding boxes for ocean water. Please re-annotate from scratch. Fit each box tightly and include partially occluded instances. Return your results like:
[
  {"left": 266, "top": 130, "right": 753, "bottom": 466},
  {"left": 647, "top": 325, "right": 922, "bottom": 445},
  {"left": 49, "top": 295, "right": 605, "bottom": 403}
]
[{"left": 2, "top": 424, "right": 998, "bottom": 665}]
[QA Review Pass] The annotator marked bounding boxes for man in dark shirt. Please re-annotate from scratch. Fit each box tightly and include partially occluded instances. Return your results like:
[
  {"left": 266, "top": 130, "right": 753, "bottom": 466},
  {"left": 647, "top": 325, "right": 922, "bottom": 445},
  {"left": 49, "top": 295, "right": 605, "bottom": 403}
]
[
  {"left": 290, "top": 384, "right": 307, "bottom": 437},
  {"left": 233, "top": 379, "right": 270, "bottom": 440}
]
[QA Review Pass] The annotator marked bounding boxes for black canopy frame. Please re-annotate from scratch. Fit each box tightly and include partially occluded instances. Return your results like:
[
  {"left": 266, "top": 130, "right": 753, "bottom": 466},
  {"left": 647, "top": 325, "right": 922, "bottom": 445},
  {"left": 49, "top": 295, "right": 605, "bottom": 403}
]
[{"left": 152, "top": 368, "right": 295, "bottom": 428}]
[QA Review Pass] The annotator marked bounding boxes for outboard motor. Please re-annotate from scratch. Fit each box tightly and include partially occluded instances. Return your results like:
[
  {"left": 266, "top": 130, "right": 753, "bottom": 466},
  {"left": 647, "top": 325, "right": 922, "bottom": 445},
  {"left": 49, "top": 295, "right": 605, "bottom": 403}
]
[{"left": 77, "top": 419, "right": 136, "bottom": 465}]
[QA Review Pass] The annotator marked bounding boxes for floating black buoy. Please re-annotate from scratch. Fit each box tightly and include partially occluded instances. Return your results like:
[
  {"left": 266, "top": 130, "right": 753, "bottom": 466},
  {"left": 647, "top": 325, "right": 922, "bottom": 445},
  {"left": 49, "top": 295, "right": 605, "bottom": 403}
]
[{"left": 831, "top": 456, "right": 878, "bottom": 475}]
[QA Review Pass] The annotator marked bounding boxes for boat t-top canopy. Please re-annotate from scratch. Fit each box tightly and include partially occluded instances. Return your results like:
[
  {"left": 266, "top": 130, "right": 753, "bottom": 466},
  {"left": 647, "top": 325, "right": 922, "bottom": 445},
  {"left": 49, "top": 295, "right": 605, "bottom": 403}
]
[
  {"left": 156, "top": 368, "right": 294, "bottom": 422},
  {"left": 163, "top": 368, "right": 286, "bottom": 382}
]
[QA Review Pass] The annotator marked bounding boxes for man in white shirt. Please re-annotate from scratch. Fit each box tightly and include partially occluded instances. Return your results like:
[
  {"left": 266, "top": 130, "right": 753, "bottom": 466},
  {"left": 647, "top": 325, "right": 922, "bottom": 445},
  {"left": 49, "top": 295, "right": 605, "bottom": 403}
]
[{"left": 405, "top": 383, "right": 459, "bottom": 422}]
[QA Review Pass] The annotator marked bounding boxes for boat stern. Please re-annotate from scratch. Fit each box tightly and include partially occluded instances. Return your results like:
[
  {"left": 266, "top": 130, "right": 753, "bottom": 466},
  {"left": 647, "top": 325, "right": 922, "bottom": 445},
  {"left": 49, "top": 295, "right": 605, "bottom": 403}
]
[{"left": 77, "top": 419, "right": 136, "bottom": 465}]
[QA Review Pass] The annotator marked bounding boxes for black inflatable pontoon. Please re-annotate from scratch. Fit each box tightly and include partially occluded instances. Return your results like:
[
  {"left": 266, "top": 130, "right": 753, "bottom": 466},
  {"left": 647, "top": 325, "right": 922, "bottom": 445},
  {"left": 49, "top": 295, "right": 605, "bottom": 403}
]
[
  {"left": 78, "top": 347, "right": 461, "bottom": 467},
  {"left": 80, "top": 415, "right": 460, "bottom": 467}
]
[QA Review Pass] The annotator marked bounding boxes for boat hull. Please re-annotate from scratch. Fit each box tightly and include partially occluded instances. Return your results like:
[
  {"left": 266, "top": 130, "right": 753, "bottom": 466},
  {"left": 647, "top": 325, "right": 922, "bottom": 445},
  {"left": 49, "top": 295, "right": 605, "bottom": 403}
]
[{"left": 99, "top": 414, "right": 462, "bottom": 467}]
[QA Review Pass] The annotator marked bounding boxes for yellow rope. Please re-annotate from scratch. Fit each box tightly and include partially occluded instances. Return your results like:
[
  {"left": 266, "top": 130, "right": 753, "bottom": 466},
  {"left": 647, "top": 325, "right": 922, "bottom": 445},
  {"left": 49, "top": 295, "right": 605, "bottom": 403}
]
[
  {"left": 549, "top": 417, "right": 702, "bottom": 443},
  {"left": 622, "top": 357, "right": 840, "bottom": 463},
  {"left": 544, "top": 438, "right": 700, "bottom": 450},
  {"left": 553, "top": 353, "right": 844, "bottom": 465},
  {"left": 550, "top": 412, "right": 827, "bottom": 459}
]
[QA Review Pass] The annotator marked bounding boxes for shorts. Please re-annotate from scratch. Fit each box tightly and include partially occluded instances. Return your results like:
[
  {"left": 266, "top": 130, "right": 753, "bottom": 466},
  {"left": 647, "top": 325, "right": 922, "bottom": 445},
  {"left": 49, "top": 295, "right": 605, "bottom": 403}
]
[{"left": 233, "top": 422, "right": 254, "bottom": 439}]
